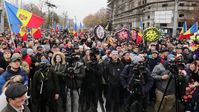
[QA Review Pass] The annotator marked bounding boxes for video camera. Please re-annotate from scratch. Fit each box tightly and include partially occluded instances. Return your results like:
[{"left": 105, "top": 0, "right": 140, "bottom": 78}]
[
  {"left": 129, "top": 62, "right": 147, "bottom": 95},
  {"left": 168, "top": 57, "right": 184, "bottom": 73}
]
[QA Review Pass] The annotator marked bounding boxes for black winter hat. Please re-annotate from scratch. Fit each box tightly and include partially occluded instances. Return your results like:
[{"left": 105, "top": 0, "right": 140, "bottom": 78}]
[
  {"left": 5, "top": 83, "right": 27, "bottom": 99},
  {"left": 21, "top": 48, "right": 27, "bottom": 56}
]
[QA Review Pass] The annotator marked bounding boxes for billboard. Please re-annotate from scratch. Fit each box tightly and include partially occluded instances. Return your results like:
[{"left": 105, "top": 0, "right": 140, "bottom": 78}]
[{"left": 154, "top": 11, "right": 173, "bottom": 23}]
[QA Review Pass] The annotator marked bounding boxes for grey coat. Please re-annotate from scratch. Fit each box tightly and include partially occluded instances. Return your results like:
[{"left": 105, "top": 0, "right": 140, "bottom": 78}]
[{"left": 151, "top": 63, "right": 175, "bottom": 95}]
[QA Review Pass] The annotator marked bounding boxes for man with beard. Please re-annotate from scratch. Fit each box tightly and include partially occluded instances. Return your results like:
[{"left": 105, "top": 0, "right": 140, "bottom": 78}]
[
  {"left": 105, "top": 50, "right": 123, "bottom": 112},
  {"left": 80, "top": 52, "right": 102, "bottom": 112}
]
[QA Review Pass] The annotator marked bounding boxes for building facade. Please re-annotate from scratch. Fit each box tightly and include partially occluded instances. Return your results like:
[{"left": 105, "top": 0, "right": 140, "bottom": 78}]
[{"left": 107, "top": 0, "right": 199, "bottom": 34}]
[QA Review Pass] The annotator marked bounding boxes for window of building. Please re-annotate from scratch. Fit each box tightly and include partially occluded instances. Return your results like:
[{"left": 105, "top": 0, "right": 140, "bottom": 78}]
[
  {"left": 148, "top": 16, "right": 150, "bottom": 19},
  {"left": 160, "top": 23, "right": 167, "bottom": 27},
  {"left": 148, "top": 7, "right": 151, "bottom": 9},
  {"left": 179, "top": 14, "right": 184, "bottom": 17},
  {"left": 178, "top": 22, "right": 183, "bottom": 27},
  {"left": 147, "top": 22, "right": 150, "bottom": 27},
  {"left": 179, "top": 3, "right": 184, "bottom": 6},
  {"left": 162, "top": 4, "right": 168, "bottom": 7},
  {"left": 192, "top": 3, "right": 197, "bottom": 7}
]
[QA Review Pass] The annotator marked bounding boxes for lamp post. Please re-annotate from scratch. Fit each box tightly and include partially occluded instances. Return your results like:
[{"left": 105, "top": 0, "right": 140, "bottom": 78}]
[{"left": 172, "top": 0, "right": 179, "bottom": 37}]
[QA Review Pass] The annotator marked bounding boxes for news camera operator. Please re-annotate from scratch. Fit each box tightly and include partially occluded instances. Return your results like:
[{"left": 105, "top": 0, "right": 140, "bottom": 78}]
[
  {"left": 120, "top": 56, "right": 153, "bottom": 112},
  {"left": 65, "top": 53, "right": 85, "bottom": 112},
  {"left": 151, "top": 50, "right": 188, "bottom": 112},
  {"left": 32, "top": 61, "right": 60, "bottom": 112}
]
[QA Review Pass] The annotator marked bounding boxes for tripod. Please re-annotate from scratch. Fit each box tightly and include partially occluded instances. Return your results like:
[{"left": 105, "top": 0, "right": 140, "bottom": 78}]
[{"left": 157, "top": 69, "right": 180, "bottom": 112}]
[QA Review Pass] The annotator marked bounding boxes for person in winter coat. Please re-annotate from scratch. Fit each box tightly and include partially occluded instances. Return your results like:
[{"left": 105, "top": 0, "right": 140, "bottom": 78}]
[
  {"left": 2, "top": 83, "right": 30, "bottom": 112},
  {"left": 51, "top": 52, "right": 67, "bottom": 111},
  {"left": 65, "top": 54, "right": 85, "bottom": 112},
  {"left": 104, "top": 50, "right": 124, "bottom": 112},
  {"left": 80, "top": 52, "right": 103, "bottom": 112},
  {"left": 120, "top": 56, "right": 154, "bottom": 112},
  {"left": 21, "top": 48, "right": 32, "bottom": 67},
  {"left": 0, "top": 53, "right": 28, "bottom": 94},
  {"left": 0, "top": 49, "right": 11, "bottom": 74},
  {"left": 32, "top": 60, "right": 59, "bottom": 112}
]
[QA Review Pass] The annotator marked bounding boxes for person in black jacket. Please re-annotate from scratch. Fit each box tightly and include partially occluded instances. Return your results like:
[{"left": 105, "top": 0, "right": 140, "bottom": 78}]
[
  {"left": 32, "top": 62, "right": 59, "bottom": 112},
  {"left": 0, "top": 49, "right": 11, "bottom": 74},
  {"left": 51, "top": 52, "right": 67, "bottom": 111},
  {"left": 80, "top": 52, "right": 102, "bottom": 112},
  {"left": 65, "top": 54, "right": 85, "bottom": 112},
  {"left": 120, "top": 56, "right": 153, "bottom": 112},
  {"left": 105, "top": 50, "right": 124, "bottom": 112}
]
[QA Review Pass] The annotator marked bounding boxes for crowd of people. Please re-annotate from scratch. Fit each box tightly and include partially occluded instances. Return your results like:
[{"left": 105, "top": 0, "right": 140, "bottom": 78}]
[{"left": 0, "top": 28, "right": 199, "bottom": 112}]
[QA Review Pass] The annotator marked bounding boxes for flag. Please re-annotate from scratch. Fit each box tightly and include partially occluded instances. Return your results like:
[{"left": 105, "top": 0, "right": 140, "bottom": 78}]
[
  {"left": 183, "top": 22, "right": 198, "bottom": 39},
  {"left": 136, "top": 20, "right": 143, "bottom": 45},
  {"left": 65, "top": 24, "right": 68, "bottom": 29},
  {"left": 4, "top": 1, "right": 21, "bottom": 33},
  {"left": 32, "top": 28, "right": 41, "bottom": 39},
  {"left": 19, "top": 25, "right": 27, "bottom": 41},
  {"left": 178, "top": 22, "right": 187, "bottom": 39},
  {"left": 79, "top": 22, "right": 83, "bottom": 32},
  {"left": 74, "top": 16, "right": 78, "bottom": 32},
  {"left": 5, "top": 1, "right": 45, "bottom": 28}
]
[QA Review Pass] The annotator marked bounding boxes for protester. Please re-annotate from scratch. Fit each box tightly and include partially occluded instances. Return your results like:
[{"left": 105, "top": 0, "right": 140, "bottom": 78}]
[
  {"left": 0, "top": 53, "right": 28, "bottom": 94},
  {"left": 1, "top": 83, "right": 30, "bottom": 112}
]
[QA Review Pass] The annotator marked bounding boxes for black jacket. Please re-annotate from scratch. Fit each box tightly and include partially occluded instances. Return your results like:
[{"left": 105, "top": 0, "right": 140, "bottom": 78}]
[
  {"left": 84, "top": 61, "right": 102, "bottom": 90},
  {"left": 105, "top": 59, "right": 124, "bottom": 87},
  {"left": 32, "top": 67, "right": 59, "bottom": 100},
  {"left": 65, "top": 61, "right": 85, "bottom": 90},
  {"left": 120, "top": 63, "right": 154, "bottom": 95}
]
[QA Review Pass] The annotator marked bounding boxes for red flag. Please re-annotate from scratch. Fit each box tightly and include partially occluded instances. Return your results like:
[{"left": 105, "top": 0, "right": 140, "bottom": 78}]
[
  {"left": 32, "top": 28, "right": 41, "bottom": 39},
  {"left": 136, "top": 31, "right": 143, "bottom": 45}
]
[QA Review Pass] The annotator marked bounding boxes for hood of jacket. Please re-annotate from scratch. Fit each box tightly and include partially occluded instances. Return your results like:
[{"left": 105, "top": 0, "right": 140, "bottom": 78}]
[{"left": 51, "top": 52, "right": 66, "bottom": 66}]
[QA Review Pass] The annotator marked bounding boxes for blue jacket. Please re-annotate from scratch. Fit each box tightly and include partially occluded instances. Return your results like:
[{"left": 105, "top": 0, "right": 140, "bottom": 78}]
[{"left": 0, "top": 66, "right": 28, "bottom": 94}]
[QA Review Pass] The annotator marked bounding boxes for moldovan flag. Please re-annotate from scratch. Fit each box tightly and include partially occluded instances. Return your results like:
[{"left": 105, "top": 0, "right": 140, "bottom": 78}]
[
  {"left": 5, "top": 1, "right": 45, "bottom": 28},
  {"left": 183, "top": 22, "right": 198, "bottom": 39},
  {"left": 178, "top": 21, "right": 187, "bottom": 40},
  {"left": 32, "top": 28, "right": 42, "bottom": 39},
  {"left": 4, "top": 1, "right": 21, "bottom": 33},
  {"left": 19, "top": 25, "right": 27, "bottom": 41}
]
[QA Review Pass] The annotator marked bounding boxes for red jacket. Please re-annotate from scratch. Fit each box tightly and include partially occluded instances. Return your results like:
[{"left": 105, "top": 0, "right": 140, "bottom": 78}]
[{"left": 22, "top": 55, "right": 32, "bottom": 67}]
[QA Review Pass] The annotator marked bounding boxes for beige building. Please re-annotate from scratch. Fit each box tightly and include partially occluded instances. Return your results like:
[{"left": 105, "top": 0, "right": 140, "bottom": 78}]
[{"left": 107, "top": 0, "right": 199, "bottom": 33}]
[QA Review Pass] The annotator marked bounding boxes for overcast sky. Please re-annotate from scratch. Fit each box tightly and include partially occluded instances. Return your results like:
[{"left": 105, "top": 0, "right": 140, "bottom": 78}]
[{"left": 23, "top": 0, "right": 107, "bottom": 22}]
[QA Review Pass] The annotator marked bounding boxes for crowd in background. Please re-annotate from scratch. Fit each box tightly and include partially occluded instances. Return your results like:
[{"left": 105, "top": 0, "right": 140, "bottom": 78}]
[{"left": 0, "top": 29, "right": 199, "bottom": 112}]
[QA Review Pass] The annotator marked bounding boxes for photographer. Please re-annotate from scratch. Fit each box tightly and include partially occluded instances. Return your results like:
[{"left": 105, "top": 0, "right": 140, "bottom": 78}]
[
  {"left": 32, "top": 61, "right": 59, "bottom": 112},
  {"left": 151, "top": 50, "right": 187, "bottom": 112},
  {"left": 65, "top": 54, "right": 85, "bottom": 112},
  {"left": 80, "top": 52, "right": 103, "bottom": 112},
  {"left": 120, "top": 56, "right": 153, "bottom": 112},
  {"left": 51, "top": 52, "right": 67, "bottom": 111}
]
